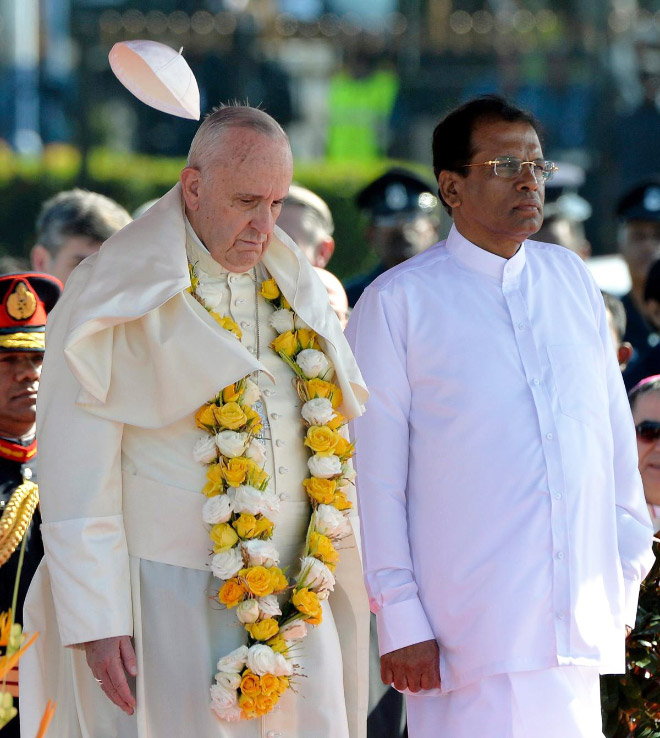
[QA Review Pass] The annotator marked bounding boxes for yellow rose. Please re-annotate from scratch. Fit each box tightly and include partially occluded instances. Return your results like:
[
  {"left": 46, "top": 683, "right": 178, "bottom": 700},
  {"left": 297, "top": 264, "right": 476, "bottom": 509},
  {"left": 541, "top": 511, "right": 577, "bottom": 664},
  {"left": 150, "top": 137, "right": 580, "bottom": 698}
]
[
  {"left": 246, "top": 460, "right": 269, "bottom": 489},
  {"left": 332, "top": 491, "right": 352, "bottom": 511},
  {"left": 281, "top": 297, "right": 291, "bottom": 310},
  {"left": 222, "top": 457, "right": 250, "bottom": 487},
  {"left": 302, "top": 477, "right": 336, "bottom": 505},
  {"left": 306, "top": 610, "right": 323, "bottom": 625},
  {"left": 195, "top": 404, "right": 217, "bottom": 429},
  {"left": 292, "top": 587, "right": 322, "bottom": 619},
  {"left": 246, "top": 617, "right": 280, "bottom": 641},
  {"left": 211, "top": 313, "right": 243, "bottom": 339},
  {"left": 214, "top": 402, "right": 247, "bottom": 430},
  {"left": 243, "top": 407, "right": 263, "bottom": 435},
  {"left": 260, "top": 673, "right": 281, "bottom": 696},
  {"left": 255, "top": 693, "right": 278, "bottom": 716},
  {"left": 210, "top": 522, "right": 239, "bottom": 553},
  {"left": 271, "top": 331, "right": 297, "bottom": 358},
  {"left": 254, "top": 516, "right": 274, "bottom": 538},
  {"left": 239, "top": 693, "right": 257, "bottom": 718},
  {"left": 304, "top": 426, "right": 340, "bottom": 456},
  {"left": 240, "top": 669, "right": 261, "bottom": 697},
  {"left": 309, "top": 532, "right": 339, "bottom": 566},
  {"left": 266, "top": 634, "right": 287, "bottom": 654},
  {"left": 233, "top": 513, "right": 258, "bottom": 539},
  {"left": 260, "top": 279, "right": 280, "bottom": 300},
  {"left": 269, "top": 567, "right": 289, "bottom": 593},
  {"left": 334, "top": 436, "right": 354, "bottom": 460},
  {"left": 305, "top": 378, "right": 333, "bottom": 400},
  {"left": 202, "top": 463, "right": 224, "bottom": 497},
  {"left": 218, "top": 579, "right": 246, "bottom": 608},
  {"left": 241, "top": 566, "right": 275, "bottom": 597},
  {"left": 327, "top": 412, "right": 345, "bottom": 431},
  {"left": 296, "top": 329, "right": 320, "bottom": 350},
  {"left": 277, "top": 676, "right": 289, "bottom": 694},
  {"left": 222, "top": 383, "right": 241, "bottom": 403}
]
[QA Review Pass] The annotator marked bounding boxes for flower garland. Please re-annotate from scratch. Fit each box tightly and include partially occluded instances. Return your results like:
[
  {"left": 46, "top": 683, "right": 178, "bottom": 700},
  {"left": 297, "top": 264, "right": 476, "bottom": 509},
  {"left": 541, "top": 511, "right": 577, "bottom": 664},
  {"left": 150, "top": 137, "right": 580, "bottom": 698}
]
[{"left": 190, "top": 268, "right": 356, "bottom": 722}]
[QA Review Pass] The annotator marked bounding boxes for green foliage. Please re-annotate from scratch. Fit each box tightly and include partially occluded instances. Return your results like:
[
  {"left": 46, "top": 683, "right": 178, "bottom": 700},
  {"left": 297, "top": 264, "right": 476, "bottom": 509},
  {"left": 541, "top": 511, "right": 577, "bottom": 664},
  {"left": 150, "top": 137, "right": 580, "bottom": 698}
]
[
  {"left": 602, "top": 544, "right": 660, "bottom": 737},
  {"left": 0, "top": 146, "right": 434, "bottom": 280}
]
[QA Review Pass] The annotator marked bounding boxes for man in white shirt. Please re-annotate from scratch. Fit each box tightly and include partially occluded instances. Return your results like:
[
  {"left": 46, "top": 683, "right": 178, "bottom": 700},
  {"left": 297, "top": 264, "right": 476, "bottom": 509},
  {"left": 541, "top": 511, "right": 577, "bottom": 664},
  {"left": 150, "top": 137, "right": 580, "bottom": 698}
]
[{"left": 346, "top": 95, "right": 655, "bottom": 738}]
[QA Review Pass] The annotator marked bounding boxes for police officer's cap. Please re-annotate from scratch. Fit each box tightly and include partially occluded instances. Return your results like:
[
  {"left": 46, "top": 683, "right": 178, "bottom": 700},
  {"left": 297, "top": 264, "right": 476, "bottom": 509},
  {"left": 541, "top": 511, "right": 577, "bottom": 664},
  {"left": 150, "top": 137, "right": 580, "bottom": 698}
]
[
  {"left": 617, "top": 179, "right": 660, "bottom": 223},
  {"left": 356, "top": 168, "right": 437, "bottom": 220}
]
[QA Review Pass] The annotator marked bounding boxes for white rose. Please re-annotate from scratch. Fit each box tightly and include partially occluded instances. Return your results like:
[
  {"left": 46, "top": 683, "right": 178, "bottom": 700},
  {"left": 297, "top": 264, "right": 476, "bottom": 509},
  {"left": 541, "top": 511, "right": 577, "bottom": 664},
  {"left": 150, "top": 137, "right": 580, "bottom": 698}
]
[
  {"left": 210, "top": 548, "right": 243, "bottom": 580},
  {"left": 294, "top": 314, "right": 310, "bottom": 331},
  {"left": 202, "top": 494, "right": 234, "bottom": 525},
  {"left": 258, "top": 594, "right": 282, "bottom": 619},
  {"left": 196, "top": 279, "right": 225, "bottom": 311},
  {"left": 301, "top": 398, "right": 334, "bottom": 426},
  {"left": 242, "top": 539, "right": 280, "bottom": 567},
  {"left": 211, "top": 703, "right": 243, "bottom": 722},
  {"left": 246, "top": 644, "right": 278, "bottom": 676},
  {"left": 216, "top": 645, "right": 248, "bottom": 673},
  {"left": 280, "top": 619, "right": 308, "bottom": 641},
  {"left": 296, "top": 349, "right": 332, "bottom": 380},
  {"left": 230, "top": 485, "right": 280, "bottom": 517},
  {"left": 341, "top": 464, "right": 357, "bottom": 483},
  {"left": 236, "top": 599, "right": 260, "bottom": 624},
  {"left": 245, "top": 439, "right": 266, "bottom": 466},
  {"left": 297, "top": 556, "right": 335, "bottom": 593},
  {"left": 307, "top": 454, "right": 342, "bottom": 479},
  {"left": 315, "top": 504, "right": 350, "bottom": 539},
  {"left": 215, "top": 430, "right": 248, "bottom": 459},
  {"left": 273, "top": 653, "right": 292, "bottom": 676},
  {"left": 214, "top": 672, "right": 241, "bottom": 692},
  {"left": 242, "top": 378, "right": 261, "bottom": 406},
  {"left": 193, "top": 435, "right": 217, "bottom": 464},
  {"left": 268, "top": 309, "right": 295, "bottom": 334},
  {"left": 210, "top": 683, "right": 238, "bottom": 709}
]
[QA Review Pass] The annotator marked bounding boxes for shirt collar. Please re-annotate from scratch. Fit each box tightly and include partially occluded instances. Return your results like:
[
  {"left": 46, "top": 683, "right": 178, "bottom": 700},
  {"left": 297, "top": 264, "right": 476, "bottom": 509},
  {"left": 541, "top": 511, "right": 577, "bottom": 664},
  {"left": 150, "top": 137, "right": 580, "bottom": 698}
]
[
  {"left": 184, "top": 216, "right": 230, "bottom": 277},
  {"left": 445, "top": 224, "right": 526, "bottom": 285}
]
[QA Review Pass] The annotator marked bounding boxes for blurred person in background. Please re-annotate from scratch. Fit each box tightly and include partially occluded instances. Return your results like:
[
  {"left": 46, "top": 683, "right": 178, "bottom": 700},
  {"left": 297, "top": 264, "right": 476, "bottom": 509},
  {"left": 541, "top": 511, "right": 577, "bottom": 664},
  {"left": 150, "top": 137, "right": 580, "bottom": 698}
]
[
  {"left": 344, "top": 168, "right": 440, "bottom": 307},
  {"left": 0, "top": 272, "right": 61, "bottom": 737},
  {"left": 624, "top": 258, "right": 660, "bottom": 389},
  {"left": 616, "top": 179, "right": 660, "bottom": 355},
  {"left": 277, "top": 184, "right": 350, "bottom": 326},
  {"left": 602, "top": 291, "right": 633, "bottom": 371},
  {"left": 629, "top": 376, "right": 660, "bottom": 532},
  {"left": 30, "top": 189, "right": 132, "bottom": 285}
]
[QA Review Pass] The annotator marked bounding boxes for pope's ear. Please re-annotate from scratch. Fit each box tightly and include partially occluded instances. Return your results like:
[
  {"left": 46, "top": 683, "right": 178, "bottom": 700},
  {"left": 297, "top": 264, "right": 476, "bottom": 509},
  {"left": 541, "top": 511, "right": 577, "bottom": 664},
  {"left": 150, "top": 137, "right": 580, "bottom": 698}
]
[
  {"left": 438, "top": 171, "right": 461, "bottom": 210},
  {"left": 180, "top": 167, "right": 202, "bottom": 211}
]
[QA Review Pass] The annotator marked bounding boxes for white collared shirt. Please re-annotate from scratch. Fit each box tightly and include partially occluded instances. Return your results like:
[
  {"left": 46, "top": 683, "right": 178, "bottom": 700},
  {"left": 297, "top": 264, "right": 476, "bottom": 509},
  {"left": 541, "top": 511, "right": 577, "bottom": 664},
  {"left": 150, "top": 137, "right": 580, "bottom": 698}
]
[{"left": 346, "top": 225, "right": 654, "bottom": 693}]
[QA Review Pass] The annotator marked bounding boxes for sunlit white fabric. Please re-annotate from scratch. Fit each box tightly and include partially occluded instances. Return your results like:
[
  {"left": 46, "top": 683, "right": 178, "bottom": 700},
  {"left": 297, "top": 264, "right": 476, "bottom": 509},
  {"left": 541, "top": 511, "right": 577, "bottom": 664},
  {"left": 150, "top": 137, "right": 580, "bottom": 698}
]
[{"left": 346, "top": 224, "right": 654, "bottom": 696}]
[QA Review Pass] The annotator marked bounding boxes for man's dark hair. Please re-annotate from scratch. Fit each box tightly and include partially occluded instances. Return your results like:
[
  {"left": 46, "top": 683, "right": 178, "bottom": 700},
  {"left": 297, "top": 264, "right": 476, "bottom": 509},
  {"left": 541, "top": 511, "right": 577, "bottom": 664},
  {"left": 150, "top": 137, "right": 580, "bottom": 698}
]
[
  {"left": 602, "top": 291, "right": 627, "bottom": 343},
  {"left": 644, "top": 258, "right": 660, "bottom": 304},
  {"left": 432, "top": 95, "right": 543, "bottom": 212}
]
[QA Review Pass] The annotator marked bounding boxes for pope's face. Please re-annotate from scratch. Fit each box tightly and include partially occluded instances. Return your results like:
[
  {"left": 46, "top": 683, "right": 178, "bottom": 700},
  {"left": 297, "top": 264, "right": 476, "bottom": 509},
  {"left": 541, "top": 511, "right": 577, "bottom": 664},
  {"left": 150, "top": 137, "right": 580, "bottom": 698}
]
[
  {"left": 182, "top": 128, "right": 293, "bottom": 273},
  {"left": 633, "top": 390, "right": 660, "bottom": 506},
  {"left": 0, "top": 351, "right": 42, "bottom": 437},
  {"left": 441, "top": 119, "right": 545, "bottom": 258}
]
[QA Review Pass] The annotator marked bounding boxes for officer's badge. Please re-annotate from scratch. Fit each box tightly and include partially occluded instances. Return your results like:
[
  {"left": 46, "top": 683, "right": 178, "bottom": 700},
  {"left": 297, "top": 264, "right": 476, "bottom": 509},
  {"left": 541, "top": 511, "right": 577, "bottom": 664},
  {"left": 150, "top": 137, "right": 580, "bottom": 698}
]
[{"left": 6, "top": 282, "right": 37, "bottom": 321}]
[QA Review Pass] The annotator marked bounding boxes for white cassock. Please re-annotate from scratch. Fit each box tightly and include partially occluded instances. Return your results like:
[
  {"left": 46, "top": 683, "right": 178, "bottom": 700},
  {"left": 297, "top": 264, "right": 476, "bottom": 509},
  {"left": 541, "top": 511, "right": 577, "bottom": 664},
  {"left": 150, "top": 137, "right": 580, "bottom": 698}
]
[
  {"left": 346, "top": 225, "right": 655, "bottom": 738},
  {"left": 21, "top": 184, "right": 370, "bottom": 738}
]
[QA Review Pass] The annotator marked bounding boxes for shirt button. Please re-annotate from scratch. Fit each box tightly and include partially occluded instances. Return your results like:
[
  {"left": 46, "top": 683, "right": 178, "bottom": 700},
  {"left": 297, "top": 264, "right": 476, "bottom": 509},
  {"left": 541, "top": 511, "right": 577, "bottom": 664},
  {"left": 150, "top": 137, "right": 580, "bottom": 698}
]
[
  {"left": 553, "top": 491, "right": 562, "bottom": 500},
  {"left": 276, "top": 439, "right": 285, "bottom": 447},
  {"left": 557, "top": 612, "right": 566, "bottom": 620},
  {"left": 532, "top": 378, "right": 540, "bottom": 386},
  {"left": 279, "top": 466, "right": 288, "bottom": 474},
  {"left": 517, "top": 322, "right": 526, "bottom": 330},
  {"left": 545, "top": 432, "right": 554, "bottom": 441},
  {"left": 23, "top": 467, "right": 33, "bottom": 480},
  {"left": 556, "top": 551, "right": 565, "bottom": 560}
]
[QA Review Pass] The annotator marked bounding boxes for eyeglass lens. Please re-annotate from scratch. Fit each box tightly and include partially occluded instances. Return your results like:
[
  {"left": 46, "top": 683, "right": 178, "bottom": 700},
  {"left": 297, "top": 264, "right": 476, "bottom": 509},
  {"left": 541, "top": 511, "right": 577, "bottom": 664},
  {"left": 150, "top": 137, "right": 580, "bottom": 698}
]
[
  {"left": 494, "top": 158, "right": 554, "bottom": 181},
  {"left": 636, "top": 420, "right": 660, "bottom": 441}
]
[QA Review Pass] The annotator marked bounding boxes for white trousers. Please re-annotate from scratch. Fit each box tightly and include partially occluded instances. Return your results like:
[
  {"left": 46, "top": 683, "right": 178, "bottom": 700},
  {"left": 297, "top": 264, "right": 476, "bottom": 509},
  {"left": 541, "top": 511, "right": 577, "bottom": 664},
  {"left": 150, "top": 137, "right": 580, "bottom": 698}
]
[{"left": 406, "top": 666, "right": 604, "bottom": 738}]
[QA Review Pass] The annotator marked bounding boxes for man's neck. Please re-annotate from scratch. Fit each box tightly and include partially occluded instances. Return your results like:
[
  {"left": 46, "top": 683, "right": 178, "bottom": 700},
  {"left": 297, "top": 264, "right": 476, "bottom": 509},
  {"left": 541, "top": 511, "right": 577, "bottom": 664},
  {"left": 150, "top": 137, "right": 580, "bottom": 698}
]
[{"left": 453, "top": 221, "right": 522, "bottom": 260}]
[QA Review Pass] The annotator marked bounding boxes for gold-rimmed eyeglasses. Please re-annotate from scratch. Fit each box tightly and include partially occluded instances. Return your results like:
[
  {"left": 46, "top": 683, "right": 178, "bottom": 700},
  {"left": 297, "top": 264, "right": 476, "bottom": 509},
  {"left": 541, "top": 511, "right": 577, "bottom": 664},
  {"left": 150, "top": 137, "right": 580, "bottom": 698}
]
[{"left": 462, "top": 156, "right": 558, "bottom": 182}]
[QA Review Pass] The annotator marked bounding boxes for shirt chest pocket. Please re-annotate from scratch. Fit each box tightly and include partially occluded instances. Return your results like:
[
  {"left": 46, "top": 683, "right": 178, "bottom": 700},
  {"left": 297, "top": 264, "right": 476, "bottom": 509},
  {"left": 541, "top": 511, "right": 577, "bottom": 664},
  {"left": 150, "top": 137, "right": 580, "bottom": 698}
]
[{"left": 546, "top": 343, "right": 607, "bottom": 427}]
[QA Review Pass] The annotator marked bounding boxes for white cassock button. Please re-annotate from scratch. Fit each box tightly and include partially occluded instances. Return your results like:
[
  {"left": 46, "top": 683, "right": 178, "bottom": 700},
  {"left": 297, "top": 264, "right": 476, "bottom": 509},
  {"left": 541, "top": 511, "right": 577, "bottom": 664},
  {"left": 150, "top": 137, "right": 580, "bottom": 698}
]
[
  {"left": 248, "top": 347, "right": 256, "bottom": 354},
  {"left": 276, "top": 439, "right": 285, "bottom": 447},
  {"left": 545, "top": 432, "right": 553, "bottom": 441},
  {"left": 279, "top": 466, "right": 288, "bottom": 474},
  {"left": 240, "top": 321, "right": 250, "bottom": 329},
  {"left": 23, "top": 467, "right": 33, "bottom": 480},
  {"left": 263, "top": 389, "right": 273, "bottom": 397},
  {"left": 234, "top": 298, "right": 245, "bottom": 306},
  {"left": 271, "top": 413, "right": 280, "bottom": 420},
  {"left": 266, "top": 732, "right": 281, "bottom": 738}
]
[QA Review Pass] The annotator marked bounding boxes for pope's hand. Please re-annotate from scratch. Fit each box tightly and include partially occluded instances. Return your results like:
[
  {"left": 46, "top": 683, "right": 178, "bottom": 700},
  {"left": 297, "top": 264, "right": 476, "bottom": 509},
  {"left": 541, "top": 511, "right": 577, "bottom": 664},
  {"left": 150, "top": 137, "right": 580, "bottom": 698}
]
[
  {"left": 380, "top": 639, "right": 441, "bottom": 693},
  {"left": 84, "top": 635, "right": 137, "bottom": 715}
]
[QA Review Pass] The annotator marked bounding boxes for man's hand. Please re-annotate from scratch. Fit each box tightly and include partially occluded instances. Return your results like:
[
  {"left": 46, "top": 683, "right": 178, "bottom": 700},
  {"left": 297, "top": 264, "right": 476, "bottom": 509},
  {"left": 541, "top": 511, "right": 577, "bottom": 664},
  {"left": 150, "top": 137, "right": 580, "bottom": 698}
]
[
  {"left": 381, "top": 639, "right": 441, "bottom": 693},
  {"left": 84, "top": 636, "right": 137, "bottom": 715}
]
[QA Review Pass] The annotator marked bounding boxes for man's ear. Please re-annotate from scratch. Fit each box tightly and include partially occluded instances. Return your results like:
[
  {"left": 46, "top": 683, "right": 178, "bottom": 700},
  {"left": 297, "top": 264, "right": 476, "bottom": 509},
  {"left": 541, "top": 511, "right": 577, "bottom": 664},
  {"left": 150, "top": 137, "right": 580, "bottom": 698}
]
[
  {"left": 30, "top": 244, "right": 52, "bottom": 273},
  {"left": 618, "top": 342, "right": 633, "bottom": 370},
  {"left": 438, "top": 171, "right": 461, "bottom": 210},
  {"left": 316, "top": 237, "right": 335, "bottom": 268},
  {"left": 180, "top": 167, "right": 202, "bottom": 212}
]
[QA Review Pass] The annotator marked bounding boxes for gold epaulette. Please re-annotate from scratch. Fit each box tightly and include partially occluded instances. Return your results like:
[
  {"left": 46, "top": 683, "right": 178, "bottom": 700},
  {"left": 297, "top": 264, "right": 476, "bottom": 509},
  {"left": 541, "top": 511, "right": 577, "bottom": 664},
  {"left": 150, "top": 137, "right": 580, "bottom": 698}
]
[{"left": 0, "top": 481, "right": 39, "bottom": 566}]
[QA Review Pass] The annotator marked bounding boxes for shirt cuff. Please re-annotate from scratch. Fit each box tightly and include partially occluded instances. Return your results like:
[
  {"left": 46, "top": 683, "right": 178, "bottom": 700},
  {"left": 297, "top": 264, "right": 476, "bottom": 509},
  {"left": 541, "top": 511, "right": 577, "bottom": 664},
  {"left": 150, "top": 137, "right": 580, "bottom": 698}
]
[
  {"left": 375, "top": 596, "right": 435, "bottom": 657},
  {"left": 624, "top": 577, "right": 642, "bottom": 628}
]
